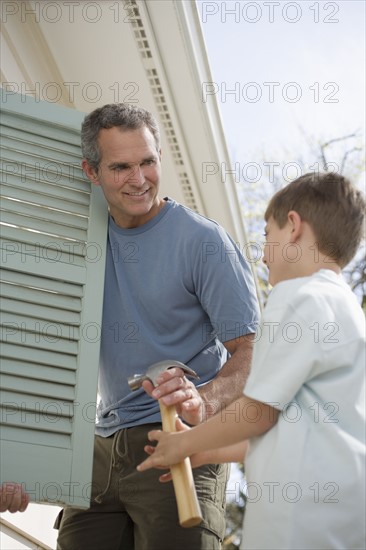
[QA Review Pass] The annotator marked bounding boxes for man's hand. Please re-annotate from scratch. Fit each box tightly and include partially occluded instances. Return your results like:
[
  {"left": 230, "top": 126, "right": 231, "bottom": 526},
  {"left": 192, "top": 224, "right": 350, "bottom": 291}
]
[
  {"left": 0, "top": 483, "right": 29, "bottom": 513},
  {"left": 142, "top": 367, "right": 203, "bottom": 425}
]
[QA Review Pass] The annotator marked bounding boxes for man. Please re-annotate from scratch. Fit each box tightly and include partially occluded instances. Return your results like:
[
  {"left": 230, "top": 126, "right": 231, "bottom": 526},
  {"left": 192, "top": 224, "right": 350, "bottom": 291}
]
[{"left": 55, "top": 103, "right": 259, "bottom": 550}]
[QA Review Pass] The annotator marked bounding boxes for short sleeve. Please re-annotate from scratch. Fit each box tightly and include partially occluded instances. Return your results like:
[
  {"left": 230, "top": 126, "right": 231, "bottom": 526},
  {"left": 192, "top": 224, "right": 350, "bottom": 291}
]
[
  {"left": 244, "top": 288, "right": 322, "bottom": 410},
  {"left": 192, "top": 226, "right": 260, "bottom": 342}
]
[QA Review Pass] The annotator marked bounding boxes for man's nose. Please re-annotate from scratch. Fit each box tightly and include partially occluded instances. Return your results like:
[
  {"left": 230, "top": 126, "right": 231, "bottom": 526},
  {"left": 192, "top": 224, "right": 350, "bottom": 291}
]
[{"left": 128, "top": 164, "right": 145, "bottom": 185}]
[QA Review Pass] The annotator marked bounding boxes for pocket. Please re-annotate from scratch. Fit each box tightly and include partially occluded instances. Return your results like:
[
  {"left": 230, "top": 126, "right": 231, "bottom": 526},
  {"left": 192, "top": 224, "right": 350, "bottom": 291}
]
[{"left": 193, "top": 463, "right": 230, "bottom": 540}]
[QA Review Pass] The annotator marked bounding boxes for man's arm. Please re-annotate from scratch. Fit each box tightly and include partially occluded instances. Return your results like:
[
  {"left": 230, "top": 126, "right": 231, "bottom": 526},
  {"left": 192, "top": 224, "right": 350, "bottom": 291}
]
[
  {"left": 198, "top": 333, "right": 255, "bottom": 420},
  {"left": 142, "top": 333, "right": 255, "bottom": 425}
]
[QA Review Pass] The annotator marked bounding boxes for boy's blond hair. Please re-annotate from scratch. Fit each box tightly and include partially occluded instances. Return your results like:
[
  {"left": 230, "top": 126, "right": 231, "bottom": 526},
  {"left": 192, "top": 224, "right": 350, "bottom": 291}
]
[{"left": 265, "top": 172, "right": 365, "bottom": 267}]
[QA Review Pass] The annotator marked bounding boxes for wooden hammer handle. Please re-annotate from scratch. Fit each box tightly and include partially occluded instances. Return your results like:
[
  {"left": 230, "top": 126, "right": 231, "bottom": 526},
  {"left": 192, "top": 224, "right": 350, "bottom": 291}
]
[{"left": 159, "top": 400, "right": 203, "bottom": 528}]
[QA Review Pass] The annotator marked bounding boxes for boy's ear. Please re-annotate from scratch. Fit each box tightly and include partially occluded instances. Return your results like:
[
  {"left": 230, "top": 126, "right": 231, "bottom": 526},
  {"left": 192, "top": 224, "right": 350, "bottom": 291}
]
[
  {"left": 287, "top": 210, "right": 303, "bottom": 242},
  {"left": 82, "top": 159, "right": 100, "bottom": 186}
]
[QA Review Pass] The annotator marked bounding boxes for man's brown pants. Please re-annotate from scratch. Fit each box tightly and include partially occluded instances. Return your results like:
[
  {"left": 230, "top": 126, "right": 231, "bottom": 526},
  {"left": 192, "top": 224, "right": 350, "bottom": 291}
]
[{"left": 55, "top": 424, "right": 229, "bottom": 550}]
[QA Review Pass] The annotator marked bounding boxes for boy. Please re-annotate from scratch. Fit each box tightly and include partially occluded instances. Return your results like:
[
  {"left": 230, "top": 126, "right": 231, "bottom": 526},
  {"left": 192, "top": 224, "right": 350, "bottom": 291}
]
[{"left": 138, "top": 172, "right": 366, "bottom": 549}]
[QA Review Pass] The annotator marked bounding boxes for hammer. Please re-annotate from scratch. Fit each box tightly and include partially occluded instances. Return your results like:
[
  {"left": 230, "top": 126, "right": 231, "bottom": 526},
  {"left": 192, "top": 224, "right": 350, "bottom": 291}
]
[{"left": 128, "top": 360, "right": 203, "bottom": 528}]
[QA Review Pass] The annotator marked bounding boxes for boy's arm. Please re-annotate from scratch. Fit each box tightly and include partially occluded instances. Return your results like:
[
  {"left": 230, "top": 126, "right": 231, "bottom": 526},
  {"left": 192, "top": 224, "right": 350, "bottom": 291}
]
[
  {"left": 138, "top": 395, "right": 278, "bottom": 471},
  {"left": 191, "top": 441, "right": 249, "bottom": 467},
  {"left": 147, "top": 441, "right": 249, "bottom": 483}
]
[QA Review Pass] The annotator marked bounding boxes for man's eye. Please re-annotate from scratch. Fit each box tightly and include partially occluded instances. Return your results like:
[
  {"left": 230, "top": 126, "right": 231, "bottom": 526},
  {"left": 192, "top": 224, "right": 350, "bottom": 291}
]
[{"left": 143, "top": 159, "right": 155, "bottom": 166}]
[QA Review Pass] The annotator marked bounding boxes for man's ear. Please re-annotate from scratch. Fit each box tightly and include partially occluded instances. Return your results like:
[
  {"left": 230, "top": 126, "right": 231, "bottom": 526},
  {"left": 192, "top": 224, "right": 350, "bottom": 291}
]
[
  {"left": 287, "top": 210, "right": 303, "bottom": 242},
  {"left": 82, "top": 159, "right": 100, "bottom": 186}
]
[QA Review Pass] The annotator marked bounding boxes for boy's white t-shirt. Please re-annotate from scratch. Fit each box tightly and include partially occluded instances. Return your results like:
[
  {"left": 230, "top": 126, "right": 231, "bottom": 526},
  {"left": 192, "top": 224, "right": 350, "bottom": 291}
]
[{"left": 242, "top": 269, "right": 365, "bottom": 550}]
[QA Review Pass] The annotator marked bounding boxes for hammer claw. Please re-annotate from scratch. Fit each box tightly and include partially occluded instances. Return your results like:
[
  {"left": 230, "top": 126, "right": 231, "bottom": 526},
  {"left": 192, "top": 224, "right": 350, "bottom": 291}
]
[{"left": 127, "top": 360, "right": 199, "bottom": 391}]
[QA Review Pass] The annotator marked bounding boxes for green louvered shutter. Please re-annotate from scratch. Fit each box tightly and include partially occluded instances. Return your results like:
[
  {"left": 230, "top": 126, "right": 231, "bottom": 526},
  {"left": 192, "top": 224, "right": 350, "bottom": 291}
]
[{"left": 0, "top": 89, "right": 108, "bottom": 508}]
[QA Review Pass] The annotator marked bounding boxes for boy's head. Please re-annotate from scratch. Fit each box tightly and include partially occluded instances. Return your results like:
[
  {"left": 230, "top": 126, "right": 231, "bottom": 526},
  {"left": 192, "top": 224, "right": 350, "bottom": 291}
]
[{"left": 264, "top": 172, "right": 365, "bottom": 270}]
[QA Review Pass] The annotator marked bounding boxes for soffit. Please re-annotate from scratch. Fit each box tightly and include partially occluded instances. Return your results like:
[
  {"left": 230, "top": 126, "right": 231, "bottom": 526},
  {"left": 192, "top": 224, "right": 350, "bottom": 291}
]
[{"left": 1, "top": 0, "right": 249, "bottom": 244}]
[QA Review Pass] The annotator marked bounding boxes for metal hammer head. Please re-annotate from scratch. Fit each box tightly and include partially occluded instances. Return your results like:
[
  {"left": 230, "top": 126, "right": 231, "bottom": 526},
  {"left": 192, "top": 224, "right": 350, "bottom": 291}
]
[{"left": 127, "top": 360, "right": 200, "bottom": 391}]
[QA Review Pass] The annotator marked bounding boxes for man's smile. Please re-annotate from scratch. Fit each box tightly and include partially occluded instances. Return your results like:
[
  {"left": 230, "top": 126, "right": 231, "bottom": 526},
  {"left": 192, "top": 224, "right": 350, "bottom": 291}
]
[{"left": 124, "top": 189, "right": 150, "bottom": 197}]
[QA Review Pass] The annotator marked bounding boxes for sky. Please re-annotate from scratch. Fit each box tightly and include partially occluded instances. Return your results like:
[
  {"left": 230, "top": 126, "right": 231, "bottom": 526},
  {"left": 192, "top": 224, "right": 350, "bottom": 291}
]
[
  {"left": 196, "top": 0, "right": 365, "bottom": 293},
  {"left": 1, "top": 1, "right": 365, "bottom": 548},
  {"left": 197, "top": 0, "right": 365, "bottom": 184}
]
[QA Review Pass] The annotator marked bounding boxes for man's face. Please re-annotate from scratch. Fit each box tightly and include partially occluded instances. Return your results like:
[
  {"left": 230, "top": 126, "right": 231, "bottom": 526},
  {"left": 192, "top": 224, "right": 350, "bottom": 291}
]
[
  {"left": 263, "top": 216, "right": 293, "bottom": 286},
  {"left": 84, "top": 126, "right": 162, "bottom": 228}
]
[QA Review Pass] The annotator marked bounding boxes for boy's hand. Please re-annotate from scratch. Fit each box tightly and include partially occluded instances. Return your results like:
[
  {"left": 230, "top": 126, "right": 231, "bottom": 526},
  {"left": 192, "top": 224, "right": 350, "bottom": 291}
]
[
  {"left": 0, "top": 483, "right": 29, "bottom": 513},
  {"left": 141, "top": 419, "right": 196, "bottom": 481},
  {"left": 138, "top": 419, "right": 211, "bottom": 479},
  {"left": 137, "top": 417, "right": 188, "bottom": 474},
  {"left": 137, "top": 428, "right": 184, "bottom": 473}
]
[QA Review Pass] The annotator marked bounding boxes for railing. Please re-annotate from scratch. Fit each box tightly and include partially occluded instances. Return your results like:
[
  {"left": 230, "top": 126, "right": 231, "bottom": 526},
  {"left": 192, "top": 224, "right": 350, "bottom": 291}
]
[{"left": 0, "top": 517, "right": 53, "bottom": 550}]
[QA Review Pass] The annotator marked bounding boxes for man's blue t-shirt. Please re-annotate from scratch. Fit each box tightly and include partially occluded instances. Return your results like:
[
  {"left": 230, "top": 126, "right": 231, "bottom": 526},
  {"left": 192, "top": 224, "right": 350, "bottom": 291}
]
[{"left": 96, "top": 198, "right": 259, "bottom": 436}]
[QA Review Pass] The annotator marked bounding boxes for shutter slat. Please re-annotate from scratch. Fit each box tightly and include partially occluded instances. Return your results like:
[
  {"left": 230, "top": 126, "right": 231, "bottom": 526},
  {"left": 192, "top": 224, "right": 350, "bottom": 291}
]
[
  {"left": 1, "top": 134, "right": 83, "bottom": 164},
  {"left": 1, "top": 373, "right": 75, "bottom": 400},
  {"left": 0, "top": 268, "right": 84, "bottom": 297},
  {"left": 1, "top": 342, "right": 78, "bottom": 371},
  {"left": 0, "top": 147, "right": 86, "bottom": 179},
  {"left": 0, "top": 172, "right": 90, "bottom": 205},
  {"left": 1, "top": 329, "right": 79, "bottom": 354},
  {"left": 1, "top": 140, "right": 82, "bottom": 168},
  {"left": 0, "top": 110, "right": 82, "bottom": 144},
  {"left": 1, "top": 247, "right": 87, "bottom": 282},
  {"left": 1, "top": 211, "right": 88, "bottom": 241},
  {"left": 1, "top": 296, "right": 81, "bottom": 324},
  {"left": 1, "top": 389, "right": 74, "bottom": 413},
  {"left": 1, "top": 358, "right": 76, "bottom": 385},
  {"left": 0, "top": 426, "right": 71, "bottom": 449},
  {"left": 1, "top": 311, "right": 80, "bottom": 340},
  {"left": 1, "top": 160, "right": 90, "bottom": 193},
  {"left": 0, "top": 281, "right": 82, "bottom": 312},
  {"left": 0, "top": 413, "right": 72, "bottom": 437},
  {"left": 0, "top": 126, "right": 82, "bottom": 155},
  {"left": 1, "top": 181, "right": 90, "bottom": 215},
  {"left": 0, "top": 196, "right": 89, "bottom": 229},
  {"left": 1, "top": 230, "right": 86, "bottom": 266}
]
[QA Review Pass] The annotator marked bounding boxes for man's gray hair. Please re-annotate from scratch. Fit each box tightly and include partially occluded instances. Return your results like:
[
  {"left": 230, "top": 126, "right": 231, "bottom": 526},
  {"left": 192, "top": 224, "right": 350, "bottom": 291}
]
[{"left": 81, "top": 103, "right": 161, "bottom": 171}]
